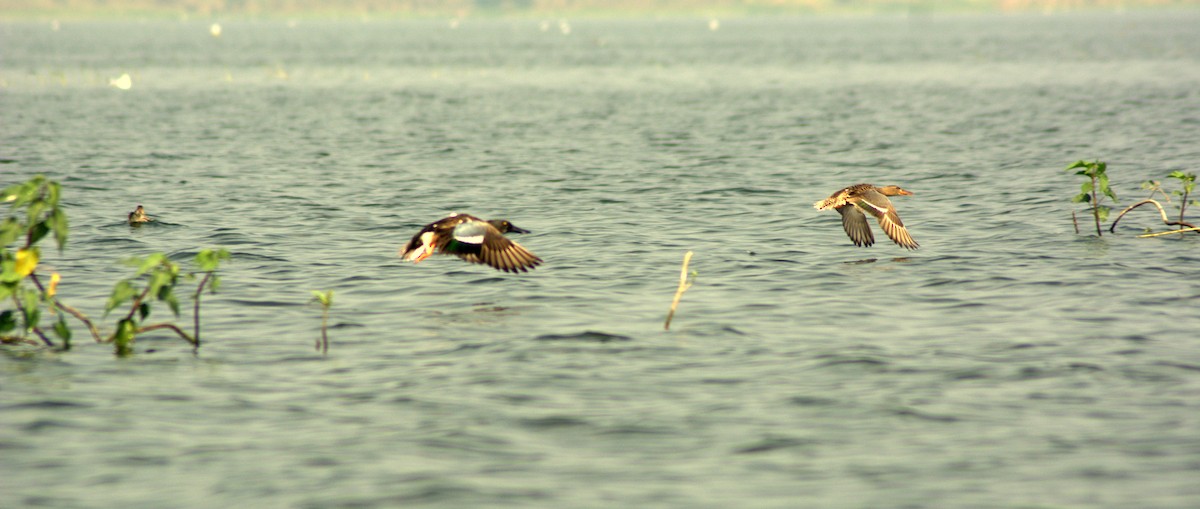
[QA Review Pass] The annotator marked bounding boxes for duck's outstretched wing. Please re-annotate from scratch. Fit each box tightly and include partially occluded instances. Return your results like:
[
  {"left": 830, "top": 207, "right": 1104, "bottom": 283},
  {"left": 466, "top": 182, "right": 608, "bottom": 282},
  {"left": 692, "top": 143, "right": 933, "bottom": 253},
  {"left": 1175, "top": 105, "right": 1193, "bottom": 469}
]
[
  {"left": 446, "top": 220, "right": 542, "bottom": 273},
  {"left": 837, "top": 205, "right": 875, "bottom": 247},
  {"left": 854, "top": 189, "right": 919, "bottom": 250}
]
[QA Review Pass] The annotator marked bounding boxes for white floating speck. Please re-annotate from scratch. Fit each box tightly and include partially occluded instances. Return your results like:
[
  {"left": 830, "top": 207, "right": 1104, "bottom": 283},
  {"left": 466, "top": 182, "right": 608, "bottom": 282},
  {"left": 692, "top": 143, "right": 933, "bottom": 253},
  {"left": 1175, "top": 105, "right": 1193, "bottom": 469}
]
[
  {"left": 558, "top": 19, "right": 571, "bottom": 35},
  {"left": 109, "top": 73, "right": 132, "bottom": 90},
  {"left": 210, "top": 23, "right": 222, "bottom": 37},
  {"left": 539, "top": 20, "right": 550, "bottom": 32},
  {"left": 449, "top": 18, "right": 460, "bottom": 29},
  {"left": 709, "top": 18, "right": 720, "bottom": 31}
]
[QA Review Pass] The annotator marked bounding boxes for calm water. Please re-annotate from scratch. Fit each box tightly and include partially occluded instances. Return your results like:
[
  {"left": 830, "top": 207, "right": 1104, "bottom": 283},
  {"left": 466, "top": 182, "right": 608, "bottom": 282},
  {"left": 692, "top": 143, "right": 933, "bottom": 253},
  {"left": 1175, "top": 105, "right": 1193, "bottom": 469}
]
[{"left": 3, "top": 12, "right": 1200, "bottom": 508}]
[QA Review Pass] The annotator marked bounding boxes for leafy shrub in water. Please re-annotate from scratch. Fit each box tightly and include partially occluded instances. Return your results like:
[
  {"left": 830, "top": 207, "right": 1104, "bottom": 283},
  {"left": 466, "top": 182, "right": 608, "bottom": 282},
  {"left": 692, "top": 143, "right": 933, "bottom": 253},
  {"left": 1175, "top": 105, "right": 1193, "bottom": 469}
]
[
  {"left": 1066, "top": 160, "right": 1119, "bottom": 236},
  {"left": 1, "top": 175, "right": 229, "bottom": 355}
]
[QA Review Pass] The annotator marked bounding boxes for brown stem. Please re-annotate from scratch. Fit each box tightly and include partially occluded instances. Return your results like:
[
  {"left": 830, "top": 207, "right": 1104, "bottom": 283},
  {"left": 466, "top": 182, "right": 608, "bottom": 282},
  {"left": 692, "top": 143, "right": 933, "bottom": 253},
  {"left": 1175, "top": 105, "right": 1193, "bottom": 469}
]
[
  {"left": 1071, "top": 211, "right": 1079, "bottom": 234},
  {"left": 1091, "top": 175, "right": 1102, "bottom": 236},
  {"left": 135, "top": 323, "right": 197, "bottom": 346},
  {"left": 1111, "top": 199, "right": 1169, "bottom": 233},
  {"left": 9, "top": 293, "right": 54, "bottom": 347},
  {"left": 319, "top": 306, "right": 329, "bottom": 356},
  {"left": 122, "top": 286, "right": 154, "bottom": 323},
  {"left": 28, "top": 273, "right": 103, "bottom": 343},
  {"left": 1180, "top": 188, "right": 1191, "bottom": 227},
  {"left": 193, "top": 271, "right": 213, "bottom": 347},
  {"left": 1110, "top": 199, "right": 1200, "bottom": 234}
]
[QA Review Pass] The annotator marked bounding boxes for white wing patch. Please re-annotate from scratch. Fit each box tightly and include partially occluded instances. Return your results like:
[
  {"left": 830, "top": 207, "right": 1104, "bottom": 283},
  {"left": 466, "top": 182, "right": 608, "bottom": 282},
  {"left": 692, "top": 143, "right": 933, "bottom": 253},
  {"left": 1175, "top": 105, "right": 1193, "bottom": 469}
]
[{"left": 452, "top": 221, "right": 489, "bottom": 245}]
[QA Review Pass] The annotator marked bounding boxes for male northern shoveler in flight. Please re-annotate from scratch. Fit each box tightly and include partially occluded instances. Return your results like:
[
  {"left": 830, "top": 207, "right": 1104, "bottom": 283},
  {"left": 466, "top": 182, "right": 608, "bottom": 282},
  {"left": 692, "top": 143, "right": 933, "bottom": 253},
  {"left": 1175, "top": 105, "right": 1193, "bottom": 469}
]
[
  {"left": 128, "top": 205, "right": 152, "bottom": 225},
  {"left": 814, "top": 183, "right": 919, "bottom": 250},
  {"left": 400, "top": 213, "right": 542, "bottom": 273}
]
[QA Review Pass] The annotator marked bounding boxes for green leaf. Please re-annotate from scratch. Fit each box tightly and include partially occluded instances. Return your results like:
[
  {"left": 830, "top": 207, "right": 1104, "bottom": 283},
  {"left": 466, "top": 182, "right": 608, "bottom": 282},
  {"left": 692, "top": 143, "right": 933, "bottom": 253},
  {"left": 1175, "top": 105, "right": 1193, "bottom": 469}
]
[
  {"left": 105, "top": 280, "right": 136, "bottom": 316},
  {"left": 311, "top": 290, "right": 333, "bottom": 306},
  {"left": 114, "top": 318, "right": 136, "bottom": 356},
  {"left": 53, "top": 317, "right": 72, "bottom": 341},
  {"left": 208, "top": 275, "right": 222, "bottom": 293},
  {"left": 1096, "top": 205, "right": 1111, "bottom": 222},
  {"left": 136, "top": 253, "right": 168, "bottom": 276},
  {"left": 1065, "top": 160, "right": 1090, "bottom": 171},
  {"left": 1080, "top": 181, "right": 1093, "bottom": 194},
  {"left": 46, "top": 181, "right": 61, "bottom": 207},
  {"left": 0, "top": 217, "right": 21, "bottom": 247},
  {"left": 50, "top": 208, "right": 68, "bottom": 251},
  {"left": 22, "top": 289, "right": 41, "bottom": 331},
  {"left": 138, "top": 302, "right": 151, "bottom": 322},
  {"left": 25, "top": 201, "right": 45, "bottom": 226},
  {"left": 0, "top": 310, "right": 15, "bottom": 334},
  {"left": 165, "top": 293, "right": 181, "bottom": 317},
  {"left": 1098, "top": 173, "right": 1109, "bottom": 193},
  {"left": 28, "top": 221, "right": 50, "bottom": 246},
  {"left": 195, "top": 248, "right": 231, "bottom": 272},
  {"left": 1071, "top": 193, "right": 1091, "bottom": 204},
  {"left": 1, "top": 183, "right": 23, "bottom": 205}
]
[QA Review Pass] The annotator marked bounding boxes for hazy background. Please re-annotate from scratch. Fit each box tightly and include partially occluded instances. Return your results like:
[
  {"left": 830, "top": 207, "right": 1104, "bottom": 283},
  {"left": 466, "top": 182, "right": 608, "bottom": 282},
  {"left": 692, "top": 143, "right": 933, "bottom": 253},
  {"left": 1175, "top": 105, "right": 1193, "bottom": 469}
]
[{"left": 3, "top": 0, "right": 1197, "bottom": 18}]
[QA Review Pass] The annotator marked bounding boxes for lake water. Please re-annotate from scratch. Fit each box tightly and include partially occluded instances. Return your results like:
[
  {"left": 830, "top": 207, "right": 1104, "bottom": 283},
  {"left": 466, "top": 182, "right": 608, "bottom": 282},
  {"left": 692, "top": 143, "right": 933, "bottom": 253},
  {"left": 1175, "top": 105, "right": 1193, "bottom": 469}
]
[{"left": 3, "top": 11, "right": 1200, "bottom": 508}]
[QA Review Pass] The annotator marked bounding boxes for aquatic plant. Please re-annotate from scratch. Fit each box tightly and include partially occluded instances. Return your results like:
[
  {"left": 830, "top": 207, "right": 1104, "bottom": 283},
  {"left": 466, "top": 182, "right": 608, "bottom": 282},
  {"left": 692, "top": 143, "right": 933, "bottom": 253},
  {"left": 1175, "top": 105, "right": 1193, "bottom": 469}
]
[
  {"left": 1066, "top": 160, "right": 1119, "bottom": 236},
  {"left": 1110, "top": 170, "right": 1199, "bottom": 237},
  {"left": 310, "top": 289, "right": 333, "bottom": 355},
  {"left": 192, "top": 248, "right": 231, "bottom": 346},
  {"left": 663, "top": 251, "right": 696, "bottom": 331},
  {"left": 1, "top": 175, "right": 229, "bottom": 355},
  {"left": 1, "top": 176, "right": 69, "bottom": 347}
]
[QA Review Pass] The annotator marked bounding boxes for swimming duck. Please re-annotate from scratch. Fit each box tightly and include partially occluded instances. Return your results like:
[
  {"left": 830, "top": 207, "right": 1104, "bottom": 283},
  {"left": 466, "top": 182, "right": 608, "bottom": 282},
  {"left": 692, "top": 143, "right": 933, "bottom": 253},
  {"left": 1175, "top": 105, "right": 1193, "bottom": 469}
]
[
  {"left": 814, "top": 184, "right": 919, "bottom": 250},
  {"left": 400, "top": 213, "right": 542, "bottom": 273},
  {"left": 128, "top": 205, "right": 152, "bottom": 225}
]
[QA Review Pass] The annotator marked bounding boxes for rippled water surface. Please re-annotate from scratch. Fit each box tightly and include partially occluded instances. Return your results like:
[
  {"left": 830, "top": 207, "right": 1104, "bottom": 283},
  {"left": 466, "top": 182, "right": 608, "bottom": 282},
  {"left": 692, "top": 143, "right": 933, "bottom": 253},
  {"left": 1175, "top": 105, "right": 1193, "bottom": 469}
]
[{"left": 3, "top": 12, "right": 1200, "bottom": 508}]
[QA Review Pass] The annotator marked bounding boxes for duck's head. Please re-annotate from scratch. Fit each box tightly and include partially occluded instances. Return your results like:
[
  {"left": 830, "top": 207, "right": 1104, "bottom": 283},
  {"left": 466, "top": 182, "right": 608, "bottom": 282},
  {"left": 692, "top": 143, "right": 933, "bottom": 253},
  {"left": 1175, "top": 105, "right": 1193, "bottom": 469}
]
[
  {"left": 488, "top": 219, "right": 530, "bottom": 234},
  {"left": 878, "top": 185, "right": 913, "bottom": 196}
]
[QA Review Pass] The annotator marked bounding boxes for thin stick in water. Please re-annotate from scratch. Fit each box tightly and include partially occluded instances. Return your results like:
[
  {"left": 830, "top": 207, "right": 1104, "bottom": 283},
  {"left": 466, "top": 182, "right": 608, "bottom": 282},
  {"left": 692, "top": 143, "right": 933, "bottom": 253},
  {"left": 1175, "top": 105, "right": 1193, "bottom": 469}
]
[{"left": 664, "top": 251, "right": 694, "bottom": 331}]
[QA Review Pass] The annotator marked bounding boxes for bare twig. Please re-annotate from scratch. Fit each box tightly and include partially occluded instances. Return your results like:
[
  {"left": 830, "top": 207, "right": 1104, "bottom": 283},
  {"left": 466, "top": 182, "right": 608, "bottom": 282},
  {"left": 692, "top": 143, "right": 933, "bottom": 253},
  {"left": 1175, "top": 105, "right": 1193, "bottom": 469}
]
[
  {"left": 1071, "top": 211, "right": 1079, "bottom": 234},
  {"left": 1138, "top": 227, "right": 1200, "bottom": 238},
  {"left": 1110, "top": 199, "right": 1198, "bottom": 234},
  {"left": 135, "top": 323, "right": 197, "bottom": 346},
  {"left": 664, "top": 251, "right": 695, "bottom": 331}
]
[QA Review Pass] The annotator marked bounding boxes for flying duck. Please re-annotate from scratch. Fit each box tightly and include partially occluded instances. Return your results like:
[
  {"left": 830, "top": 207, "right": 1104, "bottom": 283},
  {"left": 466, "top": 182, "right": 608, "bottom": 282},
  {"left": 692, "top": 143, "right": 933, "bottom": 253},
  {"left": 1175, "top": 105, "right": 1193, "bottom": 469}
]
[
  {"left": 400, "top": 213, "right": 542, "bottom": 273},
  {"left": 814, "top": 184, "right": 919, "bottom": 250},
  {"left": 128, "top": 205, "right": 151, "bottom": 225}
]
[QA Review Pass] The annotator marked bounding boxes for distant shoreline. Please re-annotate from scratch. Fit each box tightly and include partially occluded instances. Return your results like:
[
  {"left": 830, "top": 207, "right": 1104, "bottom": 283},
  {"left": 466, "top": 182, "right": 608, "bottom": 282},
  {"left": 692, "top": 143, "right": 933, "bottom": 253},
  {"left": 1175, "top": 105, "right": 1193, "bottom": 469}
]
[{"left": 2, "top": 1, "right": 1197, "bottom": 22}]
